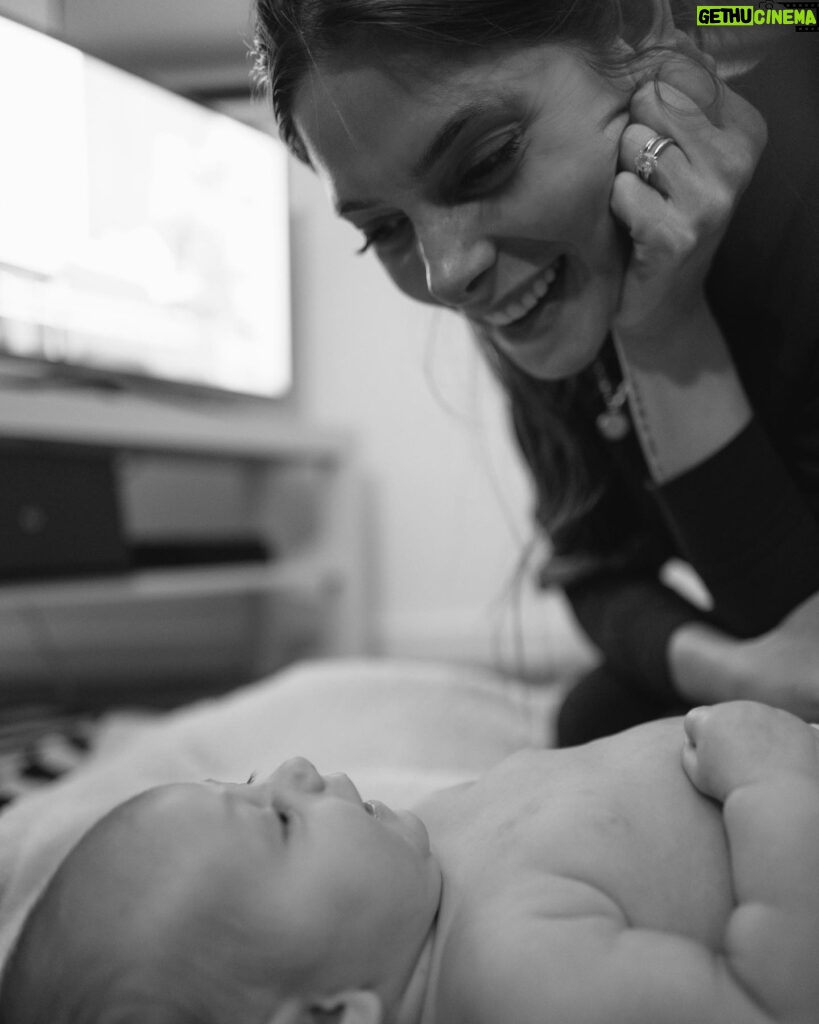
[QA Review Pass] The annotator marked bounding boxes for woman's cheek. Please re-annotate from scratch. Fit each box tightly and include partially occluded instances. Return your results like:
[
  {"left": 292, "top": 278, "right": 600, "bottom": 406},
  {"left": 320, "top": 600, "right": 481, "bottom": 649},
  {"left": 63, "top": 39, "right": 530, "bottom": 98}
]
[{"left": 384, "top": 250, "right": 438, "bottom": 306}]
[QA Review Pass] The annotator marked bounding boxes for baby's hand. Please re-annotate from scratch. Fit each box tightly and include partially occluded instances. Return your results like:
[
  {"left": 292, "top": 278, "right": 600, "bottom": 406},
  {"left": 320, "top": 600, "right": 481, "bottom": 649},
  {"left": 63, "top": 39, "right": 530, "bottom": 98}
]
[{"left": 681, "top": 700, "right": 819, "bottom": 803}]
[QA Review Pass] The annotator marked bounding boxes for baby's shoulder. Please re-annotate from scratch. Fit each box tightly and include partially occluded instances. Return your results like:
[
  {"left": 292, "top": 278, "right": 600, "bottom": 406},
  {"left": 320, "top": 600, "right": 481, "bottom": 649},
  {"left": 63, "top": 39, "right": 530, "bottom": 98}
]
[{"left": 433, "top": 874, "right": 626, "bottom": 1024}]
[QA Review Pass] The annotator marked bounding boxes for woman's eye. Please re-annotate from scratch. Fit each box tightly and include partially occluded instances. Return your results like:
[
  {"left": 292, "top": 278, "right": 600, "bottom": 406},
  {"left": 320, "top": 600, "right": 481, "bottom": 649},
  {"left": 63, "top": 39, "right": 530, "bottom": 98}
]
[
  {"left": 356, "top": 215, "right": 411, "bottom": 255},
  {"left": 277, "top": 809, "right": 290, "bottom": 835},
  {"left": 458, "top": 133, "right": 522, "bottom": 194}
]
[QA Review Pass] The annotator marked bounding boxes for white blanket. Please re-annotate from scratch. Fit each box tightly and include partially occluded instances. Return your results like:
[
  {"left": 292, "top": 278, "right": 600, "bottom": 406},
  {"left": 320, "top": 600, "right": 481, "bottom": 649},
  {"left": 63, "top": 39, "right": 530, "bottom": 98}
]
[{"left": 0, "top": 657, "right": 562, "bottom": 966}]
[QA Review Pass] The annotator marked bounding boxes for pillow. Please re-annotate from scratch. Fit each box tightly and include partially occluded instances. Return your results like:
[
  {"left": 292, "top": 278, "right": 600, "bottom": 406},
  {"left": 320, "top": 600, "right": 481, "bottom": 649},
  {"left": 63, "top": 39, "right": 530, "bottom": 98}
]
[{"left": 0, "top": 657, "right": 562, "bottom": 965}]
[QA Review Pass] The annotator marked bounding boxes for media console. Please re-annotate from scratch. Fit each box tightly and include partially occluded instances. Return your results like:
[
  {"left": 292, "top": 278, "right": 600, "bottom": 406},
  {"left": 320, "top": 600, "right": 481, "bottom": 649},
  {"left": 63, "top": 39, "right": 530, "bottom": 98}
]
[{"left": 0, "top": 386, "right": 366, "bottom": 704}]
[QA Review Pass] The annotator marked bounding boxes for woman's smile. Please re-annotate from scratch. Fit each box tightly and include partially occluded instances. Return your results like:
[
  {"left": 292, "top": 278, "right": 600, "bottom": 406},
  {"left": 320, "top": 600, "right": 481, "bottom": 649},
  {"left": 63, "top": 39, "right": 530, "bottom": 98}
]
[
  {"left": 293, "top": 44, "right": 634, "bottom": 380},
  {"left": 479, "top": 256, "right": 562, "bottom": 329}
]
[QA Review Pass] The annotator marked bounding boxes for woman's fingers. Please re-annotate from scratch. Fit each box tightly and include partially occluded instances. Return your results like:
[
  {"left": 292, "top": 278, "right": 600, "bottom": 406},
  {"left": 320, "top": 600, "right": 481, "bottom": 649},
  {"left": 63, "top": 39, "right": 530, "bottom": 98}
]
[
  {"left": 643, "top": 53, "right": 724, "bottom": 125},
  {"left": 610, "top": 167, "right": 670, "bottom": 245},
  {"left": 630, "top": 80, "right": 723, "bottom": 157},
  {"left": 619, "top": 124, "right": 688, "bottom": 197},
  {"left": 628, "top": 78, "right": 766, "bottom": 186},
  {"left": 610, "top": 52, "right": 767, "bottom": 339},
  {"left": 616, "top": 75, "right": 766, "bottom": 234}
]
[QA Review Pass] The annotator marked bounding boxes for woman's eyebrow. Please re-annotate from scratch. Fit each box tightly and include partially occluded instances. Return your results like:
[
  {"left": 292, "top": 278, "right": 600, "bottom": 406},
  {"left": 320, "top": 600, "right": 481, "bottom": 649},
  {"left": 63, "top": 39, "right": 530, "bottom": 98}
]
[
  {"left": 411, "top": 97, "right": 505, "bottom": 180},
  {"left": 334, "top": 98, "right": 505, "bottom": 215}
]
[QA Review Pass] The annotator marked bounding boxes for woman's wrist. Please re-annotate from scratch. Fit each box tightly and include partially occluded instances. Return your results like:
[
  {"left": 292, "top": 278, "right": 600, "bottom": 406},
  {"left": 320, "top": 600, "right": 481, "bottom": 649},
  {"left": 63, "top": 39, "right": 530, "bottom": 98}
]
[{"left": 613, "top": 301, "right": 752, "bottom": 483}]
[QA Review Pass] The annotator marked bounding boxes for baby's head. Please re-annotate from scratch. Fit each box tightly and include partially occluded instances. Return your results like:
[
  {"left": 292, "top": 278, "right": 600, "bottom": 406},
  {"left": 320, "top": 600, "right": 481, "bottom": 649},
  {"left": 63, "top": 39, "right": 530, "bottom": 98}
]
[{"left": 0, "top": 757, "right": 442, "bottom": 1024}]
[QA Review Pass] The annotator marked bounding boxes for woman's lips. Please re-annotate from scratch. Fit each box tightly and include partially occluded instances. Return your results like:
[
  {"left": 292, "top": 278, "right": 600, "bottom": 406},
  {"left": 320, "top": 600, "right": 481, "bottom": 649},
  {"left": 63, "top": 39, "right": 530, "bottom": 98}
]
[
  {"left": 481, "top": 256, "right": 563, "bottom": 329},
  {"left": 488, "top": 255, "right": 568, "bottom": 342}
]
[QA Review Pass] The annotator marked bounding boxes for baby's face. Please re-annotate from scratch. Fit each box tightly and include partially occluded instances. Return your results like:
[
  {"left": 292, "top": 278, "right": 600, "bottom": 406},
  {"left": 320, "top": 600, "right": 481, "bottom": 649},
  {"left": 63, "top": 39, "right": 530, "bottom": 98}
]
[{"left": 133, "top": 757, "right": 442, "bottom": 999}]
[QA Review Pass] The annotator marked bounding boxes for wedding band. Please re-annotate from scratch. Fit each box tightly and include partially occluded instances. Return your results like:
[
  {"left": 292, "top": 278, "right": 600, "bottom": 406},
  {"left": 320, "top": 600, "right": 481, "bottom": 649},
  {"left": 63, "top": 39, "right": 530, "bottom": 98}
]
[{"left": 634, "top": 134, "right": 676, "bottom": 184}]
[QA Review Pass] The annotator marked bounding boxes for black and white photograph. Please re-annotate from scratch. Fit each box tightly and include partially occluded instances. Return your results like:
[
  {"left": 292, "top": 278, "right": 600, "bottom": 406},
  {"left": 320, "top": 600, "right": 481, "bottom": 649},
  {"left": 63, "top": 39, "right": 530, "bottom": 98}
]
[{"left": 0, "top": 2, "right": 817, "bottom": 1021}]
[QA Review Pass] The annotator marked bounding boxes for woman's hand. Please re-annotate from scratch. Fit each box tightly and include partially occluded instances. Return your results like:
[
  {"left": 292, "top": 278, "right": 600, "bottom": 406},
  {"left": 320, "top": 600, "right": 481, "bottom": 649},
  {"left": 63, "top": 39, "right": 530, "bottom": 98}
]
[
  {"left": 732, "top": 592, "right": 819, "bottom": 721},
  {"left": 671, "top": 590, "right": 819, "bottom": 721},
  {"left": 611, "top": 56, "right": 767, "bottom": 345},
  {"left": 605, "top": 53, "right": 765, "bottom": 482}
]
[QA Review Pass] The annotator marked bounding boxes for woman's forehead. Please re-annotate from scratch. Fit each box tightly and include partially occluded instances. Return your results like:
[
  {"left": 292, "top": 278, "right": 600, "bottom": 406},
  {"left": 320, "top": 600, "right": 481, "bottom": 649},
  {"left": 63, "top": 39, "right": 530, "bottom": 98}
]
[
  {"left": 292, "top": 44, "right": 604, "bottom": 203},
  {"left": 295, "top": 49, "right": 548, "bottom": 170},
  {"left": 293, "top": 42, "right": 560, "bottom": 132}
]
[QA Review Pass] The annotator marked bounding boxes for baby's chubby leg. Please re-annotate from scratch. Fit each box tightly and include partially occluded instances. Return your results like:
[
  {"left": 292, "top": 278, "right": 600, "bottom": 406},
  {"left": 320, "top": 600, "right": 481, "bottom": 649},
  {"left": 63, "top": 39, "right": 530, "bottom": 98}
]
[{"left": 681, "top": 701, "right": 819, "bottom": 1023}]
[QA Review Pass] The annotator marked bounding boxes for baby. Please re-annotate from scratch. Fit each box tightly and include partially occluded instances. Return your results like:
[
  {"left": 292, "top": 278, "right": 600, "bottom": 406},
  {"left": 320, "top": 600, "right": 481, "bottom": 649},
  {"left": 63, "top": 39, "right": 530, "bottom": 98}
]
[{"left": 1, "top": 700, "right": 818, "bottom": 1024}]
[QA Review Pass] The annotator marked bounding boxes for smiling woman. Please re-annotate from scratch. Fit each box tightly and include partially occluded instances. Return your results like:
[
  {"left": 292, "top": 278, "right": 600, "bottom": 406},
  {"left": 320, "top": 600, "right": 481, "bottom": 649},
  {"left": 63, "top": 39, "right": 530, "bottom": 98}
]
[
  {"left": 252, "top": 0, "right": 819, "bottom": 745},
  {"left": 293, "top": 48, "right": 631, "bottom": 381}
]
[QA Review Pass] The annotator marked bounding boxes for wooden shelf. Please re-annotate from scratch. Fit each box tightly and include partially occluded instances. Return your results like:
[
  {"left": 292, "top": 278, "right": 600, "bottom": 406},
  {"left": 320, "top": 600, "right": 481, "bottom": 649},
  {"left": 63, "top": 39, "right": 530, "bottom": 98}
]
[
  {"left": 0, "top": 552, "right": 346, "bottom": 610},
  {"left": 0, "top": 383, "right": 366, "bottom": 694},
  {"left": 0, "top": 386, "right": 350, "bottom": 461}
]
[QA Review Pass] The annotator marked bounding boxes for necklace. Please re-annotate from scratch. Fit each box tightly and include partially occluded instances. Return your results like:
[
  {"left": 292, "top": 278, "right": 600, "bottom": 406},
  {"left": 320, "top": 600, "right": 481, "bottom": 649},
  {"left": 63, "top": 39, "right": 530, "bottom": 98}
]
[{"left": 592, "top": 360, "right": 630, "bottom": 441}]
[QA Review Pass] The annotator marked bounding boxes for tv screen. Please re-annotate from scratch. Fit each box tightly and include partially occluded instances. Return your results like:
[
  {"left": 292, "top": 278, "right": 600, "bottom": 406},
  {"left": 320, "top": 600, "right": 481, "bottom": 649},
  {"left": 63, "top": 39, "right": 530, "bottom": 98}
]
[{"left": 0, "top": 14, "right": 291, "bottom": 399}]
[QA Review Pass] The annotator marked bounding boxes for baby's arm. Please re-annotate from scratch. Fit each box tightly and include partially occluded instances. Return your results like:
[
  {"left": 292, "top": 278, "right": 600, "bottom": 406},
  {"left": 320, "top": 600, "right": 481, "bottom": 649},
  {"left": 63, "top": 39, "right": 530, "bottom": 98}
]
[{"left": 682, "top": 701, "right": 819, "bottom": 1022}]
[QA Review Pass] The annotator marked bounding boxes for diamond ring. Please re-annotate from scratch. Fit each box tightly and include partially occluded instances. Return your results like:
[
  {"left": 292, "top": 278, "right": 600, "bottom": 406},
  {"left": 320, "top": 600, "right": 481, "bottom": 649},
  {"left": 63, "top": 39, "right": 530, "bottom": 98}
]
[{"left": 634, "top": 134, "right": 676, "bottom": 184}]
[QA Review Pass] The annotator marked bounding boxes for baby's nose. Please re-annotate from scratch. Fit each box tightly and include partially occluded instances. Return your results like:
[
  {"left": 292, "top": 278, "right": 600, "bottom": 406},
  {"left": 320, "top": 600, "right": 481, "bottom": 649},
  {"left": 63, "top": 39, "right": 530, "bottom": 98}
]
[
  {"left": 276, "top": 756, "right": 325, "bottom": 792},
  {"left": 323, "top": 771, "right": 364, "bottom": 803}
]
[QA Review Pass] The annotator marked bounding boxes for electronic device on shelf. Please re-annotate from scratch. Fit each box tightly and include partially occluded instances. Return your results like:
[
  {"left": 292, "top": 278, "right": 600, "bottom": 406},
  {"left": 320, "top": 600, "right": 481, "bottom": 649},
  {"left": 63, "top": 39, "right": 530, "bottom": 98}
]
[{"left": 0, "top": 12, "right": 291, "bottom": 401}]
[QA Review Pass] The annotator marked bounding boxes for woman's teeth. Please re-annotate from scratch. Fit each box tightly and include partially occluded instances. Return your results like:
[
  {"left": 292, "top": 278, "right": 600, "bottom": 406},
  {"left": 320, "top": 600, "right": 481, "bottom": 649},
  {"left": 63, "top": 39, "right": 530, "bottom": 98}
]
[{"left": 483, "top": 259, "right": 561, "bottom": 328}]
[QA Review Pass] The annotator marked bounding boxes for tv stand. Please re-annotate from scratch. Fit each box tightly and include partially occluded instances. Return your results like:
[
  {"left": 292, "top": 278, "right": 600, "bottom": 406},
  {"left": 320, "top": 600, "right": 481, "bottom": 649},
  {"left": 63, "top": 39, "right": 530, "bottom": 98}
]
[{"left": 0, "top": 386, "right": 365, "bottom": 705}]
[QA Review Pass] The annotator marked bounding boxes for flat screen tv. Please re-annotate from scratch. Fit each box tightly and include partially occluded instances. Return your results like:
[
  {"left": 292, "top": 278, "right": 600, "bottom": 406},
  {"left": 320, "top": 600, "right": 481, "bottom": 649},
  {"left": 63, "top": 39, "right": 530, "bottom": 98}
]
[{"left": 0, "top": 14, "right": 291, "bottom": 399}]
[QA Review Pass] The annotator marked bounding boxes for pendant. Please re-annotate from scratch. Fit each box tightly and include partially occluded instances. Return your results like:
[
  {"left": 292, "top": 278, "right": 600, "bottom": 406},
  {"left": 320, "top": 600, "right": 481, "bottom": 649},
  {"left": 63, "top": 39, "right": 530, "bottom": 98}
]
[{"left": 595, "top": 409, "right": 630, "bottom": 441}]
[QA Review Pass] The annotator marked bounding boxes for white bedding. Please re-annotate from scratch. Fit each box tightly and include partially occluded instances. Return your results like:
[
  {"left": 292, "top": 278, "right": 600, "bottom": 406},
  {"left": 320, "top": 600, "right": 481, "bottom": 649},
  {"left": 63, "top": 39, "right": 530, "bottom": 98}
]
[{"left": 0, "top": 657, "right": 563, "bottom": 966}]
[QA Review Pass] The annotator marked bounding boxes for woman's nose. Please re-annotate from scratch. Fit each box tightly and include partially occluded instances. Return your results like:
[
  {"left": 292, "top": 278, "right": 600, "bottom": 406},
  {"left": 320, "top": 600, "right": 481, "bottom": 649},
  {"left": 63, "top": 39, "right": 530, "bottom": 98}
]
[{"left": 419, "top": 213, "right": 495, "bottom": 309}]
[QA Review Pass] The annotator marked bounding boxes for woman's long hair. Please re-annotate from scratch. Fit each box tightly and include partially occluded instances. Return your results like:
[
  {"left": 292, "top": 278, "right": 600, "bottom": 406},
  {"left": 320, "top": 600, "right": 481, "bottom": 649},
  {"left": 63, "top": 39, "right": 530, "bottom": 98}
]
[{"left": 253, "top": 0, "right": 700, "bottom": 162}]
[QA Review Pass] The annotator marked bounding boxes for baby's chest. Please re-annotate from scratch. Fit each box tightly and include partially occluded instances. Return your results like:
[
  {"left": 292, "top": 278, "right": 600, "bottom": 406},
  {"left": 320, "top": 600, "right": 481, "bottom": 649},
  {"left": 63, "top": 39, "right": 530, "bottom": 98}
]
[
  {"left": 433, "top": 783, "right": 731, "bottom": 943},
  {"left": 440, "top": 794, "right": 651, "bottom": 893}
]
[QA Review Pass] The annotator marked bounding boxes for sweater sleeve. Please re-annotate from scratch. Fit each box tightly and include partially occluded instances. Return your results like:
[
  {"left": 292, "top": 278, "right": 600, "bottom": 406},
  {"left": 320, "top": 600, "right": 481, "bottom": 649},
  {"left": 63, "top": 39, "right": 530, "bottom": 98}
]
[
  {"left": 655, "top": 418, "right": 819, "bottom": 637},
  {"left": 563, "top": 572, "right": 707, "bottom": 700}
]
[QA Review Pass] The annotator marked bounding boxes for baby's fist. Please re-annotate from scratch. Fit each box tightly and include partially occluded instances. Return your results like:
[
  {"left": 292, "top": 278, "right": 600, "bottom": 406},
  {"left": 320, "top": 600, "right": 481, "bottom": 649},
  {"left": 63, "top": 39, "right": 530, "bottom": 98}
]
[{"left": 681, "top": 701, "right": 818, "bottom": 803}]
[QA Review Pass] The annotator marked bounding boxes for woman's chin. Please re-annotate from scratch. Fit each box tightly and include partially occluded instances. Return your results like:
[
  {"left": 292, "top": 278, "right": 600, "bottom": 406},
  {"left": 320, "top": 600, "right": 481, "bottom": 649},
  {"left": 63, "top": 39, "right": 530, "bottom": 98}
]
[
  {"left": 493, "top": 314, "right": 611, "bottom": 381},
  {"left": 488, "top": 262, "right": 620, "bottom": 381}
]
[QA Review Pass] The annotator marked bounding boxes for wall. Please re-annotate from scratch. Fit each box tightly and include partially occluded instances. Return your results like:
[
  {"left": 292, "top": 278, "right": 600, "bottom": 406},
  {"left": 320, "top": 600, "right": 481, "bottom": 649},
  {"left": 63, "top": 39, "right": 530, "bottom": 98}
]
[
  {"left": 288, "top": 160, "right": 593, "bottom": 676},
  {"left": 0, "top": 0, "right": 593, "bottom": 680}
]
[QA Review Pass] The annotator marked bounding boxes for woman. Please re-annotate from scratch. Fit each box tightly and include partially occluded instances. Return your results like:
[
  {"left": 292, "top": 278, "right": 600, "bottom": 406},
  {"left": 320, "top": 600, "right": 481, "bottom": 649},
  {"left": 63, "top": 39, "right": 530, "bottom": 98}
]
[{"left": 252, "top": 0, "right": 819, "bottom": 743}]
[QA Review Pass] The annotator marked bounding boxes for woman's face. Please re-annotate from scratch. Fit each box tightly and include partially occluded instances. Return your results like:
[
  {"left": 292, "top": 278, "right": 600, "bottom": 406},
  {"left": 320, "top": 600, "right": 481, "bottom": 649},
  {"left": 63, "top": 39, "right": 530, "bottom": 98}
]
[{"left": 293, "top": 43, "right": 634, "bottom": 379}]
